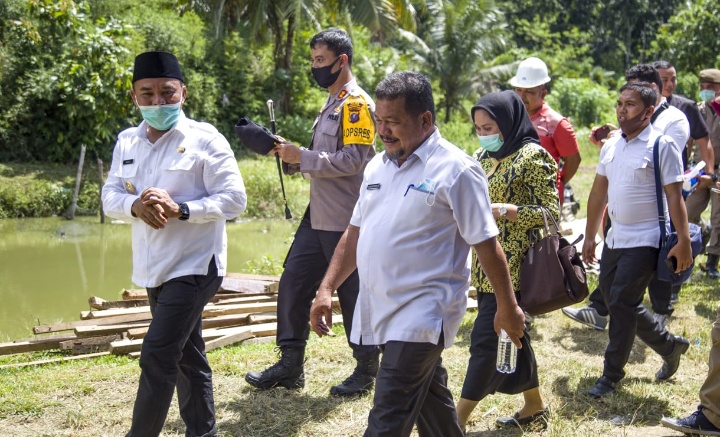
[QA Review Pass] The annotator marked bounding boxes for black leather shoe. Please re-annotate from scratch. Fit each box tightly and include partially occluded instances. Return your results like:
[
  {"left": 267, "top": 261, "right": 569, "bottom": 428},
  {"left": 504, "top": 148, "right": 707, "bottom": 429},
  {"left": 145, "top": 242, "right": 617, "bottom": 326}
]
[
  {"left": 656, "top": 336, "right": 690, "bottom": 380},
  {"left": 586, "top": 376, "right": 616, "bottom": 398},
  {"left": 496, "top": 408, "right": 549, "bottom": 428}
]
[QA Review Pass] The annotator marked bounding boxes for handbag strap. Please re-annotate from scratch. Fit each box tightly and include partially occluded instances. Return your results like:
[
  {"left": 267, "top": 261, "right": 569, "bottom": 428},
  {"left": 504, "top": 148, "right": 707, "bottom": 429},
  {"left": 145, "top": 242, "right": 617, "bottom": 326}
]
[{"left": 652, "top": 136, "right": 668, "bottom": 244}]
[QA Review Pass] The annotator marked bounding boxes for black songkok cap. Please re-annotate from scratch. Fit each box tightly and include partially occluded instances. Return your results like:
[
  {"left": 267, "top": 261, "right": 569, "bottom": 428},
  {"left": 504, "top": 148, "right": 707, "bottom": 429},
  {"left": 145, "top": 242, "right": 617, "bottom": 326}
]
[{"left": 132, "top": 52, "right": 184, "bottom": 83}]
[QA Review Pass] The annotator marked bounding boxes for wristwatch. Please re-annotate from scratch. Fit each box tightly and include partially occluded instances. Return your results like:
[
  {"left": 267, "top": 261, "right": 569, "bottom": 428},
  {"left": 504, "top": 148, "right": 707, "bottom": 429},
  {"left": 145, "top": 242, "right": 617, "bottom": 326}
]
[
  {"left": 712, "top": 173, "right": 719, "bottom": 183},
  {"left": 498, "top": 204, "right": 508, "bottom": 217},
  {"left": 178, "top": 203, "right": 190, "bottom": 221}
]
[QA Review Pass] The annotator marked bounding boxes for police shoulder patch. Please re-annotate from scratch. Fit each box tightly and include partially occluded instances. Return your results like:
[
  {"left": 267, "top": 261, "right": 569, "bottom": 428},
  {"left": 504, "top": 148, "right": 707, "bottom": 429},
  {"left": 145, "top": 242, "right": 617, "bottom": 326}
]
[{"left": 342, "top": 95, "right": 375, "bottom": 146}]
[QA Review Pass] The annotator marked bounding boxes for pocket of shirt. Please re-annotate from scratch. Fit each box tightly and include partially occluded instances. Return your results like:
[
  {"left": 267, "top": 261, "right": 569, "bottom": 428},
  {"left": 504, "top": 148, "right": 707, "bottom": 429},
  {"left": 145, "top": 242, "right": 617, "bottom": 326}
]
[
  {"left": 315, "top": 119, "right": 341, "bottom": 151},
  {"left": 164, "top": 154, "right": 198, "bottom": 197},
  {"left": 111, "top": 161, "right": 139, "bottom": 193},
  {"left": 623, "top": 155, "right": 652, "bottom": 185}
]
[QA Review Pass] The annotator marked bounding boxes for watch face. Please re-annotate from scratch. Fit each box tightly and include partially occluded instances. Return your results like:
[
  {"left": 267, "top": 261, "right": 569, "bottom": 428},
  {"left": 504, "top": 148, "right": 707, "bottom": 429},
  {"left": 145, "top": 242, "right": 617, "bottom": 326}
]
[{"left": 499, "top": 206, "right": 507, "bottom": 216}]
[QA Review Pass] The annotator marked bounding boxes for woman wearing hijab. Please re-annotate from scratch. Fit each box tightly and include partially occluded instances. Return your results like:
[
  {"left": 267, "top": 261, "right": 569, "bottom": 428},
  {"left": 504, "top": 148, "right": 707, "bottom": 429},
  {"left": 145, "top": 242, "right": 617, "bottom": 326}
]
[{"left": 456, "top": 90, "right": 559, "bottom": 431}]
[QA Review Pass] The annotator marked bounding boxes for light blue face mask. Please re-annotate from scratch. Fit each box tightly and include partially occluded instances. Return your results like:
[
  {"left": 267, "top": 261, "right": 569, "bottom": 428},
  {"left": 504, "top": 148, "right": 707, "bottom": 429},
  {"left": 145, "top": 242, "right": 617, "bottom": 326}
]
[
  {"left": 477, "top": 133, "right": 504, "bottom": 152},
  {"left": 700, "top": 89, "right": 717, "bottom": 103},
  {"left": 138, "top": 102, "right": 182, "bottom": 131}
]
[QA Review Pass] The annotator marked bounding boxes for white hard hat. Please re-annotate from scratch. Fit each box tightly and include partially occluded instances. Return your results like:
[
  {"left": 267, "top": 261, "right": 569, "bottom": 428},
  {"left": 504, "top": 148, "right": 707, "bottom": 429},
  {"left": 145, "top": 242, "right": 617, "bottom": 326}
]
[{"left": 509, "top": 57, "right": 551, "bottom": 88}]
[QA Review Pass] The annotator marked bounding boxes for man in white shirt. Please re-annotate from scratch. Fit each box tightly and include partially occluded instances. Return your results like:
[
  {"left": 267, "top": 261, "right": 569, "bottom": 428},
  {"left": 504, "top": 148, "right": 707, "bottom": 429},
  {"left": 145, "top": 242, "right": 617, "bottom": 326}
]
[
  {"left": 102, "top": 51, "right": 247, "bottom": 437},
  {"left": 582, "top": 82, "right": 691, "bottom": 398},
  {"left": 566, "top": 63, "right": 692, "bottom": 329},
  {"left": 309, "top": 72, "right": 525, "bottom": 436}
]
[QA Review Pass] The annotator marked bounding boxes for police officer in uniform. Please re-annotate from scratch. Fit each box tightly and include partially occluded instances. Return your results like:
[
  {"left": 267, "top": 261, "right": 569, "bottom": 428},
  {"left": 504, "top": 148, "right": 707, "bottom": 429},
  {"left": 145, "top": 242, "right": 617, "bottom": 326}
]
[
  {"left": 689, "top": 69, "right": 720, "bottom": 278},
  {"left": 245, "top": 28, "right": 380, "bottom": 397}
]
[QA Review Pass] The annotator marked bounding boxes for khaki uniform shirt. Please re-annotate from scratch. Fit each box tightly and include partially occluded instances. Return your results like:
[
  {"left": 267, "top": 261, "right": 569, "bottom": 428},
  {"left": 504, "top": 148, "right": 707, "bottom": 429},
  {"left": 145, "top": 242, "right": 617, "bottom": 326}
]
[
  {"left": 289, "top": 79, "right": 376, "bottom": 232},
  {"left": 696, "top": 101, "right": 720, "bottom": 167}
]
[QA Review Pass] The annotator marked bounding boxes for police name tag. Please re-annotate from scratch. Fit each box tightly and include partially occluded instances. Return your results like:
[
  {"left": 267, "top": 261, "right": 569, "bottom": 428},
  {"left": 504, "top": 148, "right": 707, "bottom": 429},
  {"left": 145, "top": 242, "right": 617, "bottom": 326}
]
[{"left": 367, "top": 183, "right": 381, "bottom": 190}]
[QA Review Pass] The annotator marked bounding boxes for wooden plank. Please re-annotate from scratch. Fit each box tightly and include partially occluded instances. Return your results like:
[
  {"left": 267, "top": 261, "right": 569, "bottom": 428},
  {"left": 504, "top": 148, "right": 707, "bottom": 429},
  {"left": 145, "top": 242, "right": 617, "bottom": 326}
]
[
  {"left": 109, "top": 339, "right": 144, "bottom": 355},
  {"left": 201, "top": 302, "right": 278, "bottom": 318},
  {"left": 213, "top": 294, "right": 277, "bottom": 306},
  {"left": 59, "top": 335, "right": 120, "bottom": 355},
  {"left": 205, "top": 329, "right": 254, "bottom": 352},
  {"left": 219, "top": 277, "right": 275, "bottom": 295},
  {"left": 110, "top": 329, "right": 228, "bottom": 355},
  {"left": 225, "top": 272, "right": 280, "bottom": 282},
  {"left": 247, "top": 312, "right": 277, "bottom": 325},
  {"left": 74, "top": 321, "right": 151, "bottom": 338},
  {"left": 89, "top": 296, "right": 149, "bottom": 310},
  {"left": 0, "top": 333, "right": 78, "bottom": 356},
  {"left": 122, "top": 289, "right": 147, "bottom": 300},
  {"left": 0, "top": 352, "right": 111, "bottom": 369},
  {"left": 126, "top": 327, "right": 149, "bottom": 340},
  {"left": 201, "top": 313, "right": 251, "bottom": 329},
  {"left": 34, "top": 312, "right": 153, "bottom": 334},
  {"left": 83, "top": 306, "right": 150, "bottom": 320}
]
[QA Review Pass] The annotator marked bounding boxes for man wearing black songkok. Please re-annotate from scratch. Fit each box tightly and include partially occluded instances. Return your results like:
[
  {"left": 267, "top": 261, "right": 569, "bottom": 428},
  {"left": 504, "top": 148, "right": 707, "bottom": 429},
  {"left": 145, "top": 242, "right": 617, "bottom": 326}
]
[{"left": 102, "top": 51, "right": 247, "bottom": 437}]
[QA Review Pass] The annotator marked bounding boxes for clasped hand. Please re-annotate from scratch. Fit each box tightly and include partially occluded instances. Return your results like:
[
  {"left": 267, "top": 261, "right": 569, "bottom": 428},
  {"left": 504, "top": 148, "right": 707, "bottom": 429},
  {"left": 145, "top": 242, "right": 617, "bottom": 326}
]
[{"left": 131, "top": 188, "right": 180, "bottom": 229}]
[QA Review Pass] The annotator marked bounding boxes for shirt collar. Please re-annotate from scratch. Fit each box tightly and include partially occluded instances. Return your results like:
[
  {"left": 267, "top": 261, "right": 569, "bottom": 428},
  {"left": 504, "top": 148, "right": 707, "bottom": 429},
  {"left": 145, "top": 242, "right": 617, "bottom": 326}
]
[
  {"left": 530, "top": 101, "right": 549, "bottom": 120},
  {"left": 622, "top": 123, "right": 654, "bottom": 144},
  {"left": 382, "top": 128, "right": 440, "bottom": 165}
]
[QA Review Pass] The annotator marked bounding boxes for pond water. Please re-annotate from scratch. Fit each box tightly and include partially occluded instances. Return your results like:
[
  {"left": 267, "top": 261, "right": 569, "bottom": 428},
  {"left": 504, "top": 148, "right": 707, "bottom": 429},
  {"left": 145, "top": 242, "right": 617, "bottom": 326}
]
[{"left": 0, "top": 217, "right": 296, "bottom": 341}]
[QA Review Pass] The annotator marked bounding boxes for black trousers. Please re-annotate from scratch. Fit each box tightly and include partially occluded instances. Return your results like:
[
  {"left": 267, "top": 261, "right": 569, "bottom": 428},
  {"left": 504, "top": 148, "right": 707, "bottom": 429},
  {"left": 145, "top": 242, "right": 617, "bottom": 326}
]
[
  {"left": 598, "top": 246, "right": 675, "bottom": 382},
  {"left": 461, "top": 292, "right": 538, "bottom": 401},
  {"left": 277, "top": 209, "right": 378, "bottom": 360},
  {"left": 588, "top": 276, "right": 675, "bottom": 317},
  {"left": 364, "top": 338, "right": 463, "bottom": 437},
  {"left": 589, "top": 215, "right": 675, "bottom": 316},
  {"left": 127, "top": 258, "right": 221, "bottom": 437}
]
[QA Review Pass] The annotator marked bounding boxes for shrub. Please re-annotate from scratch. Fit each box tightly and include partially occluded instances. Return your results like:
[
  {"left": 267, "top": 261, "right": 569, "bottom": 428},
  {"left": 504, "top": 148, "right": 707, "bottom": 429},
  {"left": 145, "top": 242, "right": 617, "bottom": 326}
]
[
  {"left": 0, "top": 180, "right": 70, "bottom": 218},
  {"left": 546, "top": 77, "right": 618, "bottom": 128},
  {"left": 238, "top": 158, "right": 309, "bottom": 219}
]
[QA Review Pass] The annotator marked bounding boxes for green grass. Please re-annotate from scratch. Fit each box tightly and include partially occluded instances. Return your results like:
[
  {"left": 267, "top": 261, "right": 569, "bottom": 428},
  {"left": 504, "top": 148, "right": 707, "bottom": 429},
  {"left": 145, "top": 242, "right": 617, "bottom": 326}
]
[{"left": 0, "top": 273, "right": 716, "bottom": 436}]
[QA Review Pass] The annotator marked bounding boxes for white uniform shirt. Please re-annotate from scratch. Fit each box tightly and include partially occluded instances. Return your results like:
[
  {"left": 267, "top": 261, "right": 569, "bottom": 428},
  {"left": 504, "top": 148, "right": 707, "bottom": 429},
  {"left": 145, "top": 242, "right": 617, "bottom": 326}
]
[
  {"left": 350, "top": 129, "right": 498, "bottom": 348},
  {"left": 598, "top": 124, "right": 683, "bottom": 249},
  {"left": 653, "top": 97, "right": 690, "bottom": 153},
  {"left": 102, "top": 113, "right": 247, "bottom": 287}
]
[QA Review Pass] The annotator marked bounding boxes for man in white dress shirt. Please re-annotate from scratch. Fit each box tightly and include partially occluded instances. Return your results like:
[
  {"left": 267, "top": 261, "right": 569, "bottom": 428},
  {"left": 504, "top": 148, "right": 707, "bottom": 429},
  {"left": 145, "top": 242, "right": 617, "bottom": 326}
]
[
  {"left": 309, "top": 71, "right": 525, "bottom": 436},
  {"left": 582, "top": 82, "right": 691, "bottom": 399},
  {"left": 102, "top": 51, "right": 247, "bottom": 437}
]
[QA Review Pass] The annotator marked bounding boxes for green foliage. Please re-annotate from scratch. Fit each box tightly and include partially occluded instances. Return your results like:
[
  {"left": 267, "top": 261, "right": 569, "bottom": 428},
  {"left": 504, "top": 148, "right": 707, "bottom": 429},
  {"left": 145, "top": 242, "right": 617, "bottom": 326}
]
[
  {"left": 545, "top": 77, "right": 618, "bottom": 128},
  {"left": 245, "top": 255, "right": 284, "bottom": 275},
  {"left": 0, "top": 181, "right": 70, "bottom": 219},
  {"left": 651, "top": 0, "right": 720, "bottom": 74},
  {"left": 0, "top": 0, "right": 134, "bottom": 163},
  {"left": 238, "top": 158, "right": 309, "bottom": 219},
  {"left": 409, "top": 0, "right": 508, "bottom": 123},
  {"left": 438, "top": 119, "right": 476, "bottom": 156}
]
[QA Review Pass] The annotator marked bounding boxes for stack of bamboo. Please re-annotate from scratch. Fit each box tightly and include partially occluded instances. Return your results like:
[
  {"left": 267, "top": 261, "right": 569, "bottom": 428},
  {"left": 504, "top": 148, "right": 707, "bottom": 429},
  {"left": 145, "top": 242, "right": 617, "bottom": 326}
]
[
  {"left": 0, "top": 273, "right": 329, "bottom": 368},
  {"left": 0, "top": 275, "right": 478, "bottom": 369}
]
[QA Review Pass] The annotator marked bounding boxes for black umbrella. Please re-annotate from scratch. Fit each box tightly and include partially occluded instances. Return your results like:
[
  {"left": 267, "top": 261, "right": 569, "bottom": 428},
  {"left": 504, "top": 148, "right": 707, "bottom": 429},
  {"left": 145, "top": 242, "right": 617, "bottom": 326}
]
[{"left": 233, "top": 102, "right": 292, "bottom": 219}]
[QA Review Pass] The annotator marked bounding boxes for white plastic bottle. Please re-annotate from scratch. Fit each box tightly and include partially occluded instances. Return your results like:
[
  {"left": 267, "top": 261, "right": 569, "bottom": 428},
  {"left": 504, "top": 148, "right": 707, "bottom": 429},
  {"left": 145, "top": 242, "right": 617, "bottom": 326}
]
[{"left": 496, "top": 329, "right": 517, "bottom": 374}]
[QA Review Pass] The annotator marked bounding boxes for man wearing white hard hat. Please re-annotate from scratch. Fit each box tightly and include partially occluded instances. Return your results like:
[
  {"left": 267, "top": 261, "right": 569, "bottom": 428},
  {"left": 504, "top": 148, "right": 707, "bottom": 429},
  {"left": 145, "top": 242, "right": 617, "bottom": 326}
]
[{"left": 510, "top": 57, "right": 581, "bottom": 208}]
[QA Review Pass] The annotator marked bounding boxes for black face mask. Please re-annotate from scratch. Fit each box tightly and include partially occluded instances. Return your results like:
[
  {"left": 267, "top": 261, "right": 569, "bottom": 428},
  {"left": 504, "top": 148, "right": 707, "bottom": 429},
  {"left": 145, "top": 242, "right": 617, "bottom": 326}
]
[
  {"left": 312, "top": 56, "right": 341, "bottom": 89},
  {"left": 619, "top": 107, "right": 651, "bottom": 136}
]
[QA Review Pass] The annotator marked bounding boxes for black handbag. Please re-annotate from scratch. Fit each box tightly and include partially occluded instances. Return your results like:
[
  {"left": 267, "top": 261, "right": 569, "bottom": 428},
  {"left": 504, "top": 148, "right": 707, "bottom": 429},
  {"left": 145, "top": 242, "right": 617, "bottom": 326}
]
[
  {"left": 519, "top": 208, "right": 589, "bottom": 316},
  {"left": 652, "top": 136, "right": 704, "bottom": 284}
]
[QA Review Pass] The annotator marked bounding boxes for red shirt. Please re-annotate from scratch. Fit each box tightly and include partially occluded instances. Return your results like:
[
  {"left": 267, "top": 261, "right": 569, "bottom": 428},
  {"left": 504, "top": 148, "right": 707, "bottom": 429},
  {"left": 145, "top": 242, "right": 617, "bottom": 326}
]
[
  {"left": 530, "top": 102, "right": 579, "bottom": 203},
  {"left": 530, "top": 102, "right": 580, "bottom": 163}
]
